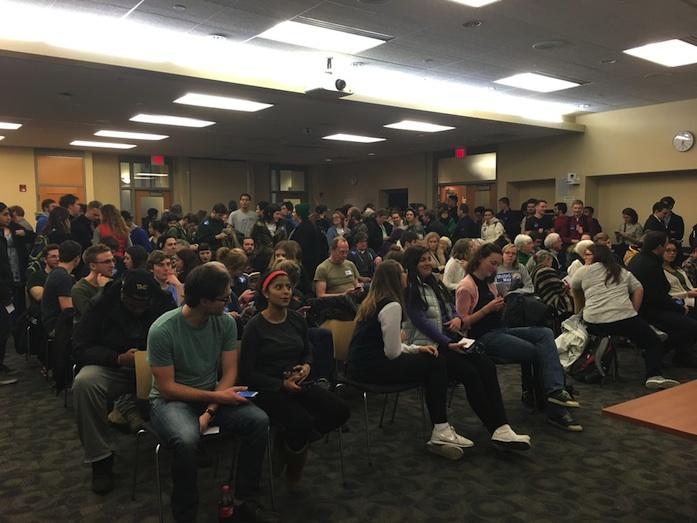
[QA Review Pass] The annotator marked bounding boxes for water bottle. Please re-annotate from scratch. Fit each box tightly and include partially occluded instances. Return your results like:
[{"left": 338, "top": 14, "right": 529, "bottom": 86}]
[{"left": 218, "top": 484, "right": 234, "bottom": 521}]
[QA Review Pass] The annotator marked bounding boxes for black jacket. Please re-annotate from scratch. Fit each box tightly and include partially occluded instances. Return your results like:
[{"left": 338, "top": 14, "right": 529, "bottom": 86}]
[
  {"left": 196, "top": 217, "right": 226, "bottom": 251},
  {"left": 0, "top": 234, "right": 13, "bottom": 305},
  {"left": 72, "top": 279, "right": 175, "bottom": 367},
  {"left": 628, "top": 251, "right": 683, "bottom": 315},
  {"left": 425, "top": 220, "right": 449, "bottom": 238},
  {"left": 452, "top": 216, "right": 479, "bottom": 242},
  {"left": 643, "top": 214, "right": 669, "bottom": 234},
  {"left": 289, "top": 220, "right": 328, "bottom": 295},
  {"left": 365, "top": 217, "right": 393, "bottom": 251},
  {"left": 666, "top": 213, "right": 685, "bottom": 243},
  {"left": 71, "top": 215, "right": 96, "bottom": 251}
]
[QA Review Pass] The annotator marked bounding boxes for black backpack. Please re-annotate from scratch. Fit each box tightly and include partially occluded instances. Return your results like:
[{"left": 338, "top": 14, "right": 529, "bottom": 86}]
[
  {"left": 502, "top": 293, "right": 549, "bottom": 328},
  {"left": 568, "top": 335, "right": 617, "bottom": 384}
]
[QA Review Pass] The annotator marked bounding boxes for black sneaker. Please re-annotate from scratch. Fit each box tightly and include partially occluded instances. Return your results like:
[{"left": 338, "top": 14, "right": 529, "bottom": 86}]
[
  {"left": 547, "top": 389, "right": 580, "bottom": 408},
  {"left": 547, "top": 413, "right": 583, "bottom": 432},
  {"left": 91, "top": 454, "right": 114, "bottom": 495},
  {"left": 0, "top": 364, "right": 19, "bottom": 376},
  {"left": 235, "top": 499, "right": 280, "bottom": 523}
]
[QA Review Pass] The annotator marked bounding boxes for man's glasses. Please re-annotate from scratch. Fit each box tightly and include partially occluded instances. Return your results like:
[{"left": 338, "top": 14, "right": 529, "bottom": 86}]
[{"left": 213, "top": 294, "right": 232, "bottom": 303}]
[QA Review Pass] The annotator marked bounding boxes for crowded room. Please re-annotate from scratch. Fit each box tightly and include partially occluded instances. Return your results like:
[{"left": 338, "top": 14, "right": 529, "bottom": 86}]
[{"left": 1, "top": 0, "right": 697, "bottom": 521}]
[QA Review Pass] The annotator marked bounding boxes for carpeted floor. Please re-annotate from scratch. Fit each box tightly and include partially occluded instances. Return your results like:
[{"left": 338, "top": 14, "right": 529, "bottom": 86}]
[{"left": 1, "top": 344, "right": 697, "bottom": 523}]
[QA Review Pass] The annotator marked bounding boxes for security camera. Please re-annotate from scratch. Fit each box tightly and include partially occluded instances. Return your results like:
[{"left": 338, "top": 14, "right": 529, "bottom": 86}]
[{"left": 334, "top": 79, "right": 347, "bottom": 91}]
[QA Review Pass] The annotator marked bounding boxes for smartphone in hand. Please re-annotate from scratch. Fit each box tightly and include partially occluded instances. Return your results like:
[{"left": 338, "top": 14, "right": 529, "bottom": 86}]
[{"left": 238, "top": 390, "right": 258, "bottom": 398}]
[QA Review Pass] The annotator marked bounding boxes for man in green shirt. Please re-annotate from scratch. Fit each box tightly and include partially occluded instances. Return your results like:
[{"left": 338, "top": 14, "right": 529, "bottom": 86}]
[
  {"left": 71, "top": 244, "right": 113, "bottom": 324},
  {"left": 314, "top": 237, "right": 361, "bottom": 297},
  {"left": 148, "top": 262, "right": 277, "bottom": 523}
]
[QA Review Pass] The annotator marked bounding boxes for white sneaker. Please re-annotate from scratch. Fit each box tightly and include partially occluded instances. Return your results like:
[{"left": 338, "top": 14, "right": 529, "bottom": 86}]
[
  {"left": 430, "top": 424, "right": 474, "bottom": 449},
  {"left": 645, "top": 376, "right": 680, "bottom": 390},
  {"left": 425, "top": 441, "right": 464, "bottom": 461},
  {"left": 491, "top": 424, "right": 531, "bottom": 451}
]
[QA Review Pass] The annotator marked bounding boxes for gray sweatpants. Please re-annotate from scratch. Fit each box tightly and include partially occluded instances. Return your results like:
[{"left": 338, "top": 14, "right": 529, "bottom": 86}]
[{"left": 72, "top": 365, "right": 138, "bottom": 463}]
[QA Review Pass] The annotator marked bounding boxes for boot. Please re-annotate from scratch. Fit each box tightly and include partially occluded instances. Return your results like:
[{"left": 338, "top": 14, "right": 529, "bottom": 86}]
[
  {"left": 91, "top": 454, "right": 114, "bottom": 494},
  {"left": 284, "top": 443, "right": 308, "bottom": 485},
  {"left": 270, "top": 432, "right": 287, "bottom": 478}
]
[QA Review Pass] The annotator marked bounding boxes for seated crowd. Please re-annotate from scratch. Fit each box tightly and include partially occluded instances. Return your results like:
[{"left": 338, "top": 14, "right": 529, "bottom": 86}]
[{"left": 1, "top": 191, "right": 696, "bottom": 522}]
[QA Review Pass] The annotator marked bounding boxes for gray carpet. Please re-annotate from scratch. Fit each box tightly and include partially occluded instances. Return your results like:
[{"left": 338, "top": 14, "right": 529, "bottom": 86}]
[{"left": 1, "top": 345, "right": 697, "bottom": 523}]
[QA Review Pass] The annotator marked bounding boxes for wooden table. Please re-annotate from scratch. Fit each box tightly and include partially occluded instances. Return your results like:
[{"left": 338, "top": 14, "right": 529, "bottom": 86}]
[{"left": 602, "top": 380, "right": 697, "bottom": 441}]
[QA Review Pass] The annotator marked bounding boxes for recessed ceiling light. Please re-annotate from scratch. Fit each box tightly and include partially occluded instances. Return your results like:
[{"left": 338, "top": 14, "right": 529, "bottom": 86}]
[
  {"left": 600, "top": 58, "right": 617, "bottom": 64},
  {"left": 494, "top": 72, "right": 581, "bottom": 92},
  {"left": 174, "top": 93, "right": 273, "bottom": 112},
  {"left": 0, "top": 136, "right": 4, "bottom": 141},
  {"left": 449, "top": 0, "right": 501, "bottom": 7},
  {"left": 531, "top": 40, "right": 567, "bottom": 50},
  {"left": 384, "top": 120, "right": 455, "bottom": 133},
  {"left": 462, "top": 20, "right": 483, "bottom": 28},
  {"left": 208, "top": 33, "right": 227, "bottom": 41},
  {"left": 623, "top": 39, "right": 697, "bottom": 67},
  {"left": 256, "top": 20, "right": 386, "bottom": 54},
  {"left": 323, "top": 133, "right": 386, "bottom": 143},
  {"left": 172, "top": 4, "right": 187, "bottom": 11},
  {"left": 70, "top": 140, "right": 136, "bottom": 149},
  {"left": 0, "top": 122, "right": 22, "bottom": 130},
  {"left": 95, "top": 130, "right": 169, "bottom": 140},
  {"left": 130, "top": 113, "right": 215, "bottom": 127},
  {"left": 577, "top": 104, "right": 591, "bottom": 110}
]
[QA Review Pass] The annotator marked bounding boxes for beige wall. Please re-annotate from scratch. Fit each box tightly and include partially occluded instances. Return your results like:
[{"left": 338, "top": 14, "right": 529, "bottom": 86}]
[
  {"left": 91, "top": 153, "right": 120, "bottom": 205},
  {"left": 315, "top": 153, "right": 435, "bottom": 210},
  {"left": 0, "top": 147, "right": 36, "bottom": 214},
  {"left": 497, "top": 97, "right": 697, "bottom": 232},
  {"left": 188, "top": 158, "right": 247, "bottom": 212}
]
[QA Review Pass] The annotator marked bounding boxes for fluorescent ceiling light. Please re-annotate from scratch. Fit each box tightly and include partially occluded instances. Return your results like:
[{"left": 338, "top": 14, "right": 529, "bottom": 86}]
[
  {"left": 623, "top": 39, "right": 697, "bottom": 67},
  {"left": 130, "top": 114, "right": 215, "bottom": 128},
  {"left": 0, "top": 122, "right": 22, "bottom": 130},
  {"left": 494, "top": 72, "right": 580, "bottom": 93},
  {"left": 384, "top": 120, "right": 455, "bottom": 133},
  {"left": 95, "top": 130, "right": 168, "bottom": 140},
  {"left": 174, "top": 93, "right": 273, "bottom": 112},
  {"left": 323, "top": 133, "right": 386, "bottom": 143},
  {"left": 449, "top": 0, "right": 501, "bottom": 6},
  {"left": 256, "top": 20, "right": 385, "bottom": 54},
  {"left": 134, "top": 173, "right": 169, "bottom": 178},
  {"left": 70, "top": 140, "right": 136, "bottom": 149}
]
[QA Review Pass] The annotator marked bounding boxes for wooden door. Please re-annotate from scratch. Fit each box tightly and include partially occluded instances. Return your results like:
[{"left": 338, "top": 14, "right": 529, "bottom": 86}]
[{"left": 134, "top": 190, "right": 171, "bottom": 227}]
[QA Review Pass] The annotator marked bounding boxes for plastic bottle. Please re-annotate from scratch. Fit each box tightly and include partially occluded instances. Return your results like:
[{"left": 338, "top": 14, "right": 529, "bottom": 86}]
[{"left": 218, "top": 484, "right": 234, "bottom": 521}]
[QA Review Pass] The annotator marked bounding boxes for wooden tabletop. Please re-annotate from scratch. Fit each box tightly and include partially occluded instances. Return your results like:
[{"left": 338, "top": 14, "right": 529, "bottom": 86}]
[{"left": 602, "top": 380, "right": 697, "bottom": 441}]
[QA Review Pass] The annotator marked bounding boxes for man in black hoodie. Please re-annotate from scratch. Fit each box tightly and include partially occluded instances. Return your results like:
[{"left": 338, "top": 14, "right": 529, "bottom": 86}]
[
  {"left": 628, "top": 231, "right": 697, "bottom": 367},
  {"left": 72, "top": 269, "right": 175, "bottom": 494},
  {"left": 452, "top": 204, "right": 479, "bottom": 242}
]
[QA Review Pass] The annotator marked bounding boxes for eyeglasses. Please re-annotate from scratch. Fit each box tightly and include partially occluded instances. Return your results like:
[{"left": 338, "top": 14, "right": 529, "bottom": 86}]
[{"left": 213, "top": 294, "right": 232, "bottom": 303}]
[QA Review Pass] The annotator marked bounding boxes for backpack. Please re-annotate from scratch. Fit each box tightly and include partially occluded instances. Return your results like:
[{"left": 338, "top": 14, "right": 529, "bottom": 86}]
[
  {"left": 26, "top": 234, "right": 48, "bottom": 276},
  {"left": 568, "top": 335, "right": 616, "bottom": 384},
  {"left": 690, "top": 224, "right": 697, "bottom": 249},
  {"left": 502, "top": 293, "right": 549, "bottom": 328}
]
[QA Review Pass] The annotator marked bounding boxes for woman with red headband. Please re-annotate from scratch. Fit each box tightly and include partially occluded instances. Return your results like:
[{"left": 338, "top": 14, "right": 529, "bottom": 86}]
[{"left": 239, "top": 270, "right": 350, "bottom": 484}]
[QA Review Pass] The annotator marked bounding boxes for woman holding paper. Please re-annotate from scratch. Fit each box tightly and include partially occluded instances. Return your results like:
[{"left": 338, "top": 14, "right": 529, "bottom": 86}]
[
  {"left": 455, "top": 242, "right": 583, "bottom": 433},
  {"left": 401, "top": 246, "right": 531, "bottom": 450}
]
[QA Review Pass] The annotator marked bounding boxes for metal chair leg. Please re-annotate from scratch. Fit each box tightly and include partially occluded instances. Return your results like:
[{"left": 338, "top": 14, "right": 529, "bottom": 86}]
[
  {"left": 378, "top": 394, "right": 389, "bottom": 428},
  {"left": 362, "top": 391, "right": 372, "bottom": 467},
  {"left": 155, "top": 443, "right": 163, "bottom": 523},
  {"left": 337, "top": 423, "right": 346, "bottom": 486},
  {"left": 419, "top": 388, "right": 429, "bottom": 440},
  {"left": 390, "top": 392, "right": 400, "bottom": 423},
  {"left": 266, "top": 428, "right": 276, "bottom": 511},
  {"left": 25, "top": 324, "right": 30, "bottom": 361},
  {"left": 131, "top": 429, "right": 145, "bottom": 500}
]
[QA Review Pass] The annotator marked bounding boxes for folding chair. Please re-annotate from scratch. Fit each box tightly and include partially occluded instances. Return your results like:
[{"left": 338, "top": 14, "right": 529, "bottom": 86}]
[
  {"left": 322, "top": 319, "right": 426, "bottom": 468},
  {"left": 131, "top": 351, "right": 276, "bottom": 521}
]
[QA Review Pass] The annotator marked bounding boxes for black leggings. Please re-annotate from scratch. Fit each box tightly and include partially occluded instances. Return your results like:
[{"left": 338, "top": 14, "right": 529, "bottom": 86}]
[
  {"left": 445, "top": 350, "right": 508, "bottom": 434},
  {"left": 349, "top": 352, "right": 448, "bottom": 425},
  {"left": 253, "top": 386, "right": 350, "bottom": 451},
  {"left": 586, "top": 315, "right": 662, "bottom": 378}
]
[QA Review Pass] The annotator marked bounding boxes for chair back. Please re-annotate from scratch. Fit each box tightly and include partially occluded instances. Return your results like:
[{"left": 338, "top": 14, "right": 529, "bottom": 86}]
[
  {"left": 321, "top": 319, "right": 356, "bottom": 362},
  {"left": 134, "top": 350, "right": 153, "bottom": 400}
]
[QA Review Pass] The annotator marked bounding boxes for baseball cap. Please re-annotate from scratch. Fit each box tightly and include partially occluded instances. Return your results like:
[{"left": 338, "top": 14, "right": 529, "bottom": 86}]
[{"left": 121, "top": 269, "right": 159, "bottom": 301}]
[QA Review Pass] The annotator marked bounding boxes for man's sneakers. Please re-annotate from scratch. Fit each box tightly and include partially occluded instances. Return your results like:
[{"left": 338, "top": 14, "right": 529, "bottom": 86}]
[
  {"left": 91, "top": 454, "right": 114, "bottom": 495},
  {"left": 547, "top": 389, "right": 580, "bottom": 409},
  {"left": 491, "top": 424, "right": 531, "bottom": 451},
  {"left": 0, "top": 377, "right": 18, "bottom": 386},
  {"left": 645, "top": 375, "right": 680, "bottom": 390},
  {"left": 235, "top": 499, "right": 280, "bottom": 523},
  {"left": 0, "top": 363, "right": 19, "bottom": 376},
  {"left": 547, "top": 412, "right": 583, "bottom": 432},
  {"left": 426, "top": 424, "right": 473, "bottom": 460}
]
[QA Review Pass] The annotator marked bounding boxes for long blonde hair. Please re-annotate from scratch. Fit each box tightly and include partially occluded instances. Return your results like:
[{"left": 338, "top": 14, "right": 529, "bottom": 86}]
[
  {"left": 355, "top": 259, "right": 405, "bottom": 321},
  {"left": 100, "top": 204, "right": 129, "bottom": 237}
]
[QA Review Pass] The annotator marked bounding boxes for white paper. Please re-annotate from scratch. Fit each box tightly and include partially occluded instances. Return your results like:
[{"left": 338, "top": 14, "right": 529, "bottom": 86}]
[
  {"left": 457, "top": 337, "right": 475, "bottom": 348},
  {"left": 203, "top": 426, "right": 220, "bottom": 436}
]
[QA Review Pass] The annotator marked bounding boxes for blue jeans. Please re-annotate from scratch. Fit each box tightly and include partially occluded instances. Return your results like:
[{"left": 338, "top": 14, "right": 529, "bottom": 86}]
[
  {"left": 150, "top": 398, "right": 269, "bottom": 522},
  {"left": 477, "top": 326, "right": 566, "bottom": 414}
]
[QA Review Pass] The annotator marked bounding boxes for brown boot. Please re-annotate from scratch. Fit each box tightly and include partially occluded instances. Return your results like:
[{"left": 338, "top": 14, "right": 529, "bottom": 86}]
[{"left": 284, "top": 443, "right": 308, "bottom": 485}]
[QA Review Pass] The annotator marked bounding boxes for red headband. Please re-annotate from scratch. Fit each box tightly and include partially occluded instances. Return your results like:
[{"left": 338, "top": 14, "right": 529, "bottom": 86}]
[{"left": 261, "top": 270, "right": 288, "bottom": 292}]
